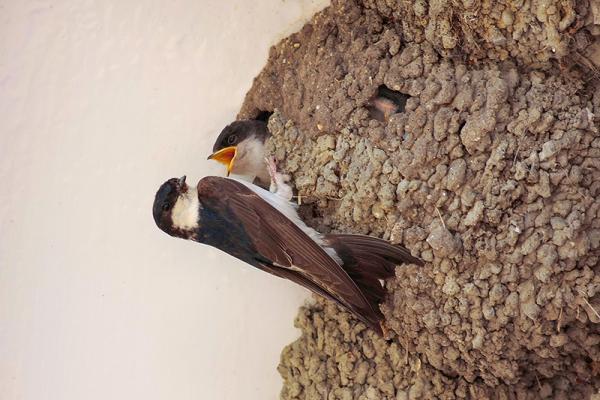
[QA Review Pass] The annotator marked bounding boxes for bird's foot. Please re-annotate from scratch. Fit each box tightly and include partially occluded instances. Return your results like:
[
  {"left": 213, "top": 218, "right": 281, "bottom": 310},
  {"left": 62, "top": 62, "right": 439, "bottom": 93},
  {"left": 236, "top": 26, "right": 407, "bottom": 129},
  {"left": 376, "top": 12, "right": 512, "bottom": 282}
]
[
  {"left": 380, "top": 320, "right": 391, "bottom": 340},
  {"left": 265, "top": 157, "right": 293, "bottom": 201}
]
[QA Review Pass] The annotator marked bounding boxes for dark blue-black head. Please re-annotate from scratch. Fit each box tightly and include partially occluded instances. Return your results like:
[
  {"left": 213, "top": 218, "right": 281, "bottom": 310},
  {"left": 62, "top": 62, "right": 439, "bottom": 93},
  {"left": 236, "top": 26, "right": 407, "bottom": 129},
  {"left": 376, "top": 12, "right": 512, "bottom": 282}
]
[
  {"left": 210, "top": 119, "right": 268, "bottom": 153},
  {"left": 153, "top": 176, "right": 197, "bottom": 239},
  {"left": 206, "top": 120, "right": 270, "bottom": 178}
]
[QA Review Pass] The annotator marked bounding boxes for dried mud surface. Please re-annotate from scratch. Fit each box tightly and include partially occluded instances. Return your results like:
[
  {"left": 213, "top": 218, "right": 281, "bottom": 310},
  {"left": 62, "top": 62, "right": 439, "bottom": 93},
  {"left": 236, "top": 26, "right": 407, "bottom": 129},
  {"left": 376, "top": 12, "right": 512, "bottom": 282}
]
[{"left": 240, "top": 1, "right": 600, "bottom": 399}]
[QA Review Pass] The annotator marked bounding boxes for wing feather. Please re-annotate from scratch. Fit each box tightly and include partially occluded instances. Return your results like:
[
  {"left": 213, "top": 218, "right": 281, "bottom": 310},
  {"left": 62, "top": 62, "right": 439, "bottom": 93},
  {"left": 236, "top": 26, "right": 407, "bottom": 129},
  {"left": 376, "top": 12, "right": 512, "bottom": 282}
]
[{"left": 197, "top": 177, "right": 378, "bottom": 321}]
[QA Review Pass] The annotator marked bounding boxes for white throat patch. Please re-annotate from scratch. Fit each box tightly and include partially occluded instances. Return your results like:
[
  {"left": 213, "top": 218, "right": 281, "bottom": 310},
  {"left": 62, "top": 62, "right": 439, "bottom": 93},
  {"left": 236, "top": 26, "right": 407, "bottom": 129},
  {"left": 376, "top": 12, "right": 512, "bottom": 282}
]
[
  {"left": 232, "top": 136, "right": 269, "bottom": 183},
  {"left": 171, "top": 190, "right": 200, "bottom": 230}
]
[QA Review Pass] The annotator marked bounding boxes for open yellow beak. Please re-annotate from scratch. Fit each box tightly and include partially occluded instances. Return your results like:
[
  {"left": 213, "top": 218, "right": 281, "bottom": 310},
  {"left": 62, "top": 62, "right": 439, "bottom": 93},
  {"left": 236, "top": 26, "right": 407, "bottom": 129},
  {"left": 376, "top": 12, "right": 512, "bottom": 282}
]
[{"left": 207, "top": 146, "right": 237, "bottom": 176}]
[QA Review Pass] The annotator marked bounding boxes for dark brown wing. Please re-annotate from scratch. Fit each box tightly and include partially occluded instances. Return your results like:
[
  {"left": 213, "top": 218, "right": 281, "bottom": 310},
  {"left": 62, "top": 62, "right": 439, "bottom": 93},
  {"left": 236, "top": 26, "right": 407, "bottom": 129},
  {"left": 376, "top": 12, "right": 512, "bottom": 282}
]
[
  {"left": 258, "top": 262, "right": 383, "bottom": 334},
  {"left": 324, "top": 234, "right": 423, "bottom": 321},
  {"left": 326, "top": 234, "right": 423, "bottom": 268},
  {"left": 197, "top": 176, "right": 379, "bottom": 324}
]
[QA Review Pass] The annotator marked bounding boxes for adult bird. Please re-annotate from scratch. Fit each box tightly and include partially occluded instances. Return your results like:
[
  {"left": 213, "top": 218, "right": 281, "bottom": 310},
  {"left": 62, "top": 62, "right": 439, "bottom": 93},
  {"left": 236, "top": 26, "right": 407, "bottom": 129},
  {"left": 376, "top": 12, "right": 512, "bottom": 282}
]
[{"left": 152, "top": 158, "right": 423, "bottom": 335}]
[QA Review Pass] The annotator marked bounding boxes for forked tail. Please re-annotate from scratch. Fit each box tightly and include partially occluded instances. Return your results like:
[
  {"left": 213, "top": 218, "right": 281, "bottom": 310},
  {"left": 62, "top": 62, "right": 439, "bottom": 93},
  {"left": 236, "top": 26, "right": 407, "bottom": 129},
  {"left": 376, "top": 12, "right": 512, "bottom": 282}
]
[{"left": 324, "top": 234, "right": 423, "bottom": 334}]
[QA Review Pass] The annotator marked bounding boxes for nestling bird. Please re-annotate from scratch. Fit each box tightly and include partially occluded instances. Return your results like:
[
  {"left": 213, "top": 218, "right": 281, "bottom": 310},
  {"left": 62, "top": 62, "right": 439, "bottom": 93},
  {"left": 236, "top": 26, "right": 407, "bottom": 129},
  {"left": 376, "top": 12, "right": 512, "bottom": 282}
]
[
  {"left": 366, "top": 85, "right": 409, "bottom": 122},
  {"left": 208, "top": 88, "right": 409, "bottom": 183},
  {"left": 207, "top": 119, "right": 271, "bottom": 187},
  {"left": 153, "top": 158, "right": 422, "bottom": 335}
]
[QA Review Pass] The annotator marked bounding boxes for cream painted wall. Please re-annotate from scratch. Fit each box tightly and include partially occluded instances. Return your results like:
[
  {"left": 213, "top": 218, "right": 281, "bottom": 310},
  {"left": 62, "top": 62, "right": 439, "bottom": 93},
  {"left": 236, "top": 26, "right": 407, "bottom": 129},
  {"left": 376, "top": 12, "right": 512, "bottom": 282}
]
[{"left": 0, "top": 1, "right": 329, "bottom": 399}]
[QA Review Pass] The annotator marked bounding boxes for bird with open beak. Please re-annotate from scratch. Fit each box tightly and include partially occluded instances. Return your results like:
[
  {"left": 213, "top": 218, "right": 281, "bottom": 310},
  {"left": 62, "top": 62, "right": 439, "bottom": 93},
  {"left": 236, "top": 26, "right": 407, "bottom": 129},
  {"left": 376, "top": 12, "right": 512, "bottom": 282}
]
[
  {"left": 153, "top": 158, "right": 423, "bottom": 335},
  {"left": 207, "top": 119, "right": 271, "bottom": 187},
  {"left": 207, "top": 89, "right": 408, "bottom": 186}
]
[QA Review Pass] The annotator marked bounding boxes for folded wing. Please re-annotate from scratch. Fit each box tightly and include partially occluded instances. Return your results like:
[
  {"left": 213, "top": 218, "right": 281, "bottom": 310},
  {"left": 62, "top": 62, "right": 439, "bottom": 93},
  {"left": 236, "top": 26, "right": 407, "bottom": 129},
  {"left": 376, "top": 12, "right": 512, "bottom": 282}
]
[{"left": 197, "top": 176, "right": 383, "bottom": 331}]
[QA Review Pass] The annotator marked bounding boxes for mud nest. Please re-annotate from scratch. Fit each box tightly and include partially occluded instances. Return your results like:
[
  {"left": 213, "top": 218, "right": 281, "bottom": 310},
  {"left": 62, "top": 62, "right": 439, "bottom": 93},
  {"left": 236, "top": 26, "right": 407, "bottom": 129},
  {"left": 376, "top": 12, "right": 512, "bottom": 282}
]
[{"left": 239, "top": 1, "right": 600, "bottom": 398}]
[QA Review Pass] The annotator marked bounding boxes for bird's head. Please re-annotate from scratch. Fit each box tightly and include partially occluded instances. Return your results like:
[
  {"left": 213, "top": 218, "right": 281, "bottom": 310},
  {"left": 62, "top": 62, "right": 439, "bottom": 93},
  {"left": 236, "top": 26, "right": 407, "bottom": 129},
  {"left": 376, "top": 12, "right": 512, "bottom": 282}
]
[
  {"left": 152, "top": 176, "right": 199, "bottom": 240},
  {"left": 207, "top": 120, "right": 269, "bottom": 180}
]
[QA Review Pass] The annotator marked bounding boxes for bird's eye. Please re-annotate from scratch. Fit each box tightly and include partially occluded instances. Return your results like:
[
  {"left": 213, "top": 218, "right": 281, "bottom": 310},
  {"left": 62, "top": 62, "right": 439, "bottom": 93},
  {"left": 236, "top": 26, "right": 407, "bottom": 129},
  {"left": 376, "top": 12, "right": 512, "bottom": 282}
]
[
  {"left": 227, "top": 134, "right": 237, "bottom": 145},
  {"left": 162, "top": 203, "right": 170, "bottom": 211}
]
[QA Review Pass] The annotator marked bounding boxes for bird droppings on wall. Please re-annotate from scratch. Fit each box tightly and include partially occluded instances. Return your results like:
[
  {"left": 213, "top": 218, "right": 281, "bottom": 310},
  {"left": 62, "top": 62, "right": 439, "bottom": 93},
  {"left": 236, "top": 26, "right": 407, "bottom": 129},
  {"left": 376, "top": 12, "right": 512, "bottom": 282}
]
[{"left": 240, "top": 0, "right": 600, "bottom": 398}]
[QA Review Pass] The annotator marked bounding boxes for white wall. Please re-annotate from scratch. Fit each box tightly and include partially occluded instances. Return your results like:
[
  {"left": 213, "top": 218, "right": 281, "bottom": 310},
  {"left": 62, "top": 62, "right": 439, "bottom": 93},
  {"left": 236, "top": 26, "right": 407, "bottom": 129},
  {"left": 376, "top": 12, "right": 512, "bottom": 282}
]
[{"left": 0, "top": 1, "right": 329, "bottom": 399}]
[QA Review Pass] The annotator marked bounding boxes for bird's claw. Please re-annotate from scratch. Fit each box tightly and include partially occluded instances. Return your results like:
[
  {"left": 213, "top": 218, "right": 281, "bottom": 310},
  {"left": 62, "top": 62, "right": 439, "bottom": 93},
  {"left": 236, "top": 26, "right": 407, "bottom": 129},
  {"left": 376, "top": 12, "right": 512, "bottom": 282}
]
[
  {"left": 265, "top": 156, "right": 278, "bottom": 180},
  {"left": 265, "top": 157, "right": 293, "bottom": 201},
  {"left": 380, "top": 321, "right": 391, "bottom": 340}
]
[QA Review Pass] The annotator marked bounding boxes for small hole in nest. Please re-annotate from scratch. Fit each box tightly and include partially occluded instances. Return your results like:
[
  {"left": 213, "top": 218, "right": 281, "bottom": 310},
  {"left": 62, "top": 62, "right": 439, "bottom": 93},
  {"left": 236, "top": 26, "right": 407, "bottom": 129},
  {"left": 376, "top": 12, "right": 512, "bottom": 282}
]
[
  {"left": 254, "top": 110, "right": 273, "bottom": 122},
  {"left": 366, "top": 85, "right": 409, "bottom": 122}
]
